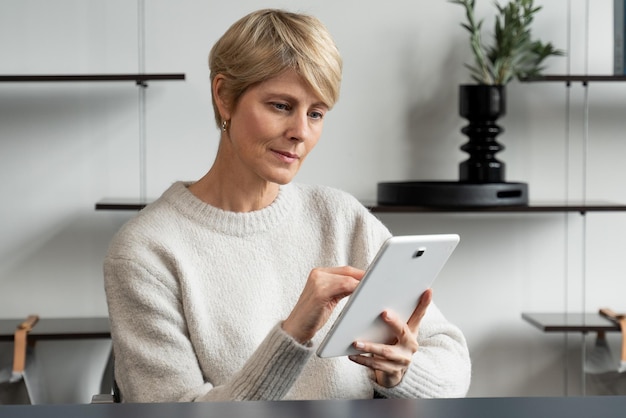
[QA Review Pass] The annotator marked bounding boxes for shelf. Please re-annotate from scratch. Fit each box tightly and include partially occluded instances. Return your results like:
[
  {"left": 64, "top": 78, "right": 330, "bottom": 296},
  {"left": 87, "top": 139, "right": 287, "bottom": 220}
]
[
  {"left": 368, "top": 202, "right": 626, "bottom": 214},
  {"left": 95, "top": 199, "right": 151, "bottom": 211},
  {"left": 522, "top": 74, "right": 626, "bottom": 84},
  {"left": 95, "top": 199, "right": 626, "bottom": 213},
  {"left": 0, "top": 317, "right": 110, "bottom": 342},
  {"left": 522, "top": 312, "right": 619, "bottom": 333},
  {"left": 0, "top": 73, "right": 185, "bottom": 83}
]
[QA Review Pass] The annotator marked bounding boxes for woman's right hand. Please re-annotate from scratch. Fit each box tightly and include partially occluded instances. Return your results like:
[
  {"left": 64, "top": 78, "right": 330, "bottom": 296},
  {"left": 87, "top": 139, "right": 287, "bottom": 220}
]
[{"left": 282, "top": 266, "right": 365, "bottom": 344}]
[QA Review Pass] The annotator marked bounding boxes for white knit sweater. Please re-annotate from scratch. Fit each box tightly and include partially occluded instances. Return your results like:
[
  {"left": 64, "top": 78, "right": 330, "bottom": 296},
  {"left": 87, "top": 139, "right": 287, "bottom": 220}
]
[{"left": 104, "top": 181, "right": 471, "bottom": 402}]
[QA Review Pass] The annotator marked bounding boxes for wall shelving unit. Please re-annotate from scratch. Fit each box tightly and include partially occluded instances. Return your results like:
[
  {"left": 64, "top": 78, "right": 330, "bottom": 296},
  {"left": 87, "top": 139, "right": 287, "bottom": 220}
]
[
  {"left": 1, "top": 73, "right": 186, "bottom": 211},
  {"left": 517, "top": 72, "right": 626, "bottom": 396}
]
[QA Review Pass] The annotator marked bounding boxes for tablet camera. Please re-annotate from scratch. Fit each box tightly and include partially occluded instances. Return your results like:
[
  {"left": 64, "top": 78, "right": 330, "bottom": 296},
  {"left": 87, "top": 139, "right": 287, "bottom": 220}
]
[{"left": 412, "top": 248, "right": 426, "bottom": 258}]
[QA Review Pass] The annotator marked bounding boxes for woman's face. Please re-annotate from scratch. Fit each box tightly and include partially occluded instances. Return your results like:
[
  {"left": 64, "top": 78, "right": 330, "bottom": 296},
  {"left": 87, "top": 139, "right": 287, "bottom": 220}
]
[{"left": 222, "top": 69, "right": 329, "bottom": 186}]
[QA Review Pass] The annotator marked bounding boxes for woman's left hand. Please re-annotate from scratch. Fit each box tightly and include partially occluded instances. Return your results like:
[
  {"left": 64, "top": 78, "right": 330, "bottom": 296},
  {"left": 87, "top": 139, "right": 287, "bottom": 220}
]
[{"left": 348, "top": 288, "right": 433, "bottom": 388}]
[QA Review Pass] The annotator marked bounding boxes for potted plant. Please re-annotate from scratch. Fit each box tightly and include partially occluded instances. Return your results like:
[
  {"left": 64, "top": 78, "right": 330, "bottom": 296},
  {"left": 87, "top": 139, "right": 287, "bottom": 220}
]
[
  {"left": 450, "top": 0, "right": 563, "bottom": 183},
  {"left": 451, "top": 0, "right": 564, "bottom": 85}
]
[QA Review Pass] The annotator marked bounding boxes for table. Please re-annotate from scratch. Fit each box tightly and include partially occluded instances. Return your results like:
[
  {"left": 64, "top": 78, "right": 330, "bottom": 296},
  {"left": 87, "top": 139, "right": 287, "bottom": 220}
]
[
  {"left": 521, "top": 312, "right": 620, "bottom": 333},
  {"left": 0, "top": 317, "right": 110, "bottom": 342},
  {"left": 522, "top": 312, "right": 624, "bottom": 396},
  {"left": 1, "top": 396, "right": 626, "bottom": 418}
]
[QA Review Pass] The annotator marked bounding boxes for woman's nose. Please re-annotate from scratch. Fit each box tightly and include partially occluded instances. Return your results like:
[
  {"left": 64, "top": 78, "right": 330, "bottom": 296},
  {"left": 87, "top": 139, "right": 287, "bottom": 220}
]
[{"left": 286, "top": 112, "right": 309, "bottom": 142}]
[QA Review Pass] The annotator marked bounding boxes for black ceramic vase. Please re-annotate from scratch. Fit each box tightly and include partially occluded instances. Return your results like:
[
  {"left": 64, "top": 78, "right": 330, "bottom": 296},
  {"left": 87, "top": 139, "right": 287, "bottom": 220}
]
[
  {"left": 458, "top": 84, "right": 506, "bottom": 183},
  {"left": 376, "top": 83, "right": 527, "bottom": 207}
]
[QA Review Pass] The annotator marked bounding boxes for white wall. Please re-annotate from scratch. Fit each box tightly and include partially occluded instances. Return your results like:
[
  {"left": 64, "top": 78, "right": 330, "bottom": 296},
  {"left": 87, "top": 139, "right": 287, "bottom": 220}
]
[{"left": 1, "top": 0, "right": 626, "bottom": 403}]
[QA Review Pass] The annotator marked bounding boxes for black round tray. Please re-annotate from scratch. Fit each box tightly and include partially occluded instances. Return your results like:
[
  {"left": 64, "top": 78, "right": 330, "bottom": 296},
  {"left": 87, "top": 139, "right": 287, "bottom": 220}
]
[{"left": 377, "top": 181, "right": 528, "bottom": 207}]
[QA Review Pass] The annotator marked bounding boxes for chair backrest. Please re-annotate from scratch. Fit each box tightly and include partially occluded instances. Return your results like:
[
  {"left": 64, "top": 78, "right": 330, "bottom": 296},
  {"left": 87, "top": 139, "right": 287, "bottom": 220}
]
[
  {"left": 91, "top": 348, "right": 120, "bottom": 403},
  {"left": 112, "top": 375, "right": 121, "bottom": 403}
]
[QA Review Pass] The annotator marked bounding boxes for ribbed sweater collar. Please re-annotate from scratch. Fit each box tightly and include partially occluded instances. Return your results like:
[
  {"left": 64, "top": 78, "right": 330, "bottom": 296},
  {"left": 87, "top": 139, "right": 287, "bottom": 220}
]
[{"left": 158, "top": 181, "right": 297, "bottom": 237}]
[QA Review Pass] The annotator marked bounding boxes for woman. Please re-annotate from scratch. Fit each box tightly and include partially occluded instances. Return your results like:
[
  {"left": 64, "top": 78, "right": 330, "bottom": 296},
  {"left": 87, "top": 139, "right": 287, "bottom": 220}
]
[{"left": 104, "top": 8, "right": 471, "bottom": 402}]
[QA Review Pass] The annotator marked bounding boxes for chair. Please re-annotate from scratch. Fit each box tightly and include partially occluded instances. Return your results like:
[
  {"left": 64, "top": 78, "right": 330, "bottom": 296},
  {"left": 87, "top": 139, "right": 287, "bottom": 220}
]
[{"left": 91, "top": 349, "right": 120, "bottom": 403}]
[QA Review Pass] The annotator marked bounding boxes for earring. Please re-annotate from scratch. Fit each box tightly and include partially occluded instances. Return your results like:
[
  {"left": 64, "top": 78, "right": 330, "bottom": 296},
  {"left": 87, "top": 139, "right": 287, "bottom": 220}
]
[{"left": 221, "top": 120, "right": 228, "bottom": 132}]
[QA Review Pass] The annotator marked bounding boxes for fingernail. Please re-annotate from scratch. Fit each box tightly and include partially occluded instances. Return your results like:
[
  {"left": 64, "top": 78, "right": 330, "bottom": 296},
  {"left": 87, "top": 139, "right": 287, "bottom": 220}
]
[
  {"left": 354, "top": 341, "right": 365, "bottom": 349},
  {"left": 384, "top": 311, "right": 394, "bottom": 321}
]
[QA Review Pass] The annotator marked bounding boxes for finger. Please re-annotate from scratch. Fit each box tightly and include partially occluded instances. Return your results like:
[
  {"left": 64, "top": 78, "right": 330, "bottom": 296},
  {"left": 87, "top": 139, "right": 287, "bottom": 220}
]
[
  {"left": 349, "top": 352, "right": 408, "bottom": 388},
  {"left": 350, "top": 341, "right": 413, "bottom": 388},
  {"left": 349, "top": 352, "right": 404, "bottom": 370},
  {"left": 319, "top": 266, "right": 365, "bottom": 288},
  {"left": 308, "top": 266, "right": 364, "bottom": 299},
  {"left": 329, "top": 269, "right": 365, "bottom": 299},
  {"left": 351, "top": 342, "right": 410, "bottom": 365},
  {"left": 334, "top": 265, "right": 366, "bottom": 281},
  {"left": 353, "top": 331, "right": 418, "bottom": 360},
  {"left": 380, "top": 309, "right": 407, "bottom": 344},
  {"left": 324, "top": 266, "right": 366, "bottom": 299},
  {"left": 407, "top": 288, "right": 433, "bottom": 332}
]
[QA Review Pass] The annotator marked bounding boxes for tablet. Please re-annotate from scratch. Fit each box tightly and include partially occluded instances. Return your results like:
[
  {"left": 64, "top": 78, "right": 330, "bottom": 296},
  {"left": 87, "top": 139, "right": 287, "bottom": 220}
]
[{"left": 316, "top": 234, "right": 459, "bottom": 358}]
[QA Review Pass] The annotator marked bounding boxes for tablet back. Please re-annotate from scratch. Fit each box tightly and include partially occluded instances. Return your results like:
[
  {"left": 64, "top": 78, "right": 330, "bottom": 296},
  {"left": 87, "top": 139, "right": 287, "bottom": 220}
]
[{"left": 316, "top": 234, "right": 460, "bottom": 358}]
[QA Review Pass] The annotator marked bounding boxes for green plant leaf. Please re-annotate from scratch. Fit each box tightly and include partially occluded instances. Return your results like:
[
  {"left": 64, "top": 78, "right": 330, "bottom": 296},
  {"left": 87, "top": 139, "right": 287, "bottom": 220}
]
[{"left": 451, "top": 0, "right": 564, "bottom": 84}]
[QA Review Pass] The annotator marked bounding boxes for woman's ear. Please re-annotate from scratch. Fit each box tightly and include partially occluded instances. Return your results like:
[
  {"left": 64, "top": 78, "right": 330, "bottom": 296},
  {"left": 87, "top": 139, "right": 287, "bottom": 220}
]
[{"left": 212, "top": 74, "right": 231, "bottom": 121}]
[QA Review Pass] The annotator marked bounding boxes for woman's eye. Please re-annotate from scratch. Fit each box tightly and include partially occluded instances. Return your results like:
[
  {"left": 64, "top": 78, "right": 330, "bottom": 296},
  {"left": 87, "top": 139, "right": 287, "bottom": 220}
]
[
  {"left": 309, "top": 111, "right": 324, "bottom": 120},
  {"left": 273, "top": 102, "right": 289, "bottom": 111}
]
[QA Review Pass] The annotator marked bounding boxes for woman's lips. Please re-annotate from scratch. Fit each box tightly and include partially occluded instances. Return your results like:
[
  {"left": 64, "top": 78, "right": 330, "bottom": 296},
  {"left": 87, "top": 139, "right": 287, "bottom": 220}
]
[{"left": 272, "top": 149, "right": 299, "bottom": 163}]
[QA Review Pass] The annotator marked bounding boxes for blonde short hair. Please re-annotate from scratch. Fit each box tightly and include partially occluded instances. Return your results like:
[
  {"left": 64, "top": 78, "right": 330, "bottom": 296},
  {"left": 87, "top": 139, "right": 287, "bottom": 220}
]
[{"left": 209, "top": 9, "right": 343, "bottom": 127}]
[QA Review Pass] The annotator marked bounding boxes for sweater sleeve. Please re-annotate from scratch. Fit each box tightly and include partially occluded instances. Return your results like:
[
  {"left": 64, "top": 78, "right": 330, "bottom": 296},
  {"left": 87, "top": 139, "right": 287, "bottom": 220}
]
[
  {"left": 104, "top": 257, "right": 314, "bottom": 403},
  {"left": 371, "top": 302, "right": 472, "bottom": 398}
]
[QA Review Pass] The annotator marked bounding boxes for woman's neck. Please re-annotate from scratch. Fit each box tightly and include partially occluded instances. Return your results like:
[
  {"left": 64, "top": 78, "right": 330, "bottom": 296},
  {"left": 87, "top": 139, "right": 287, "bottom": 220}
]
[{"left": 189, "top": 164, "right": 280, "bottom": 213}]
